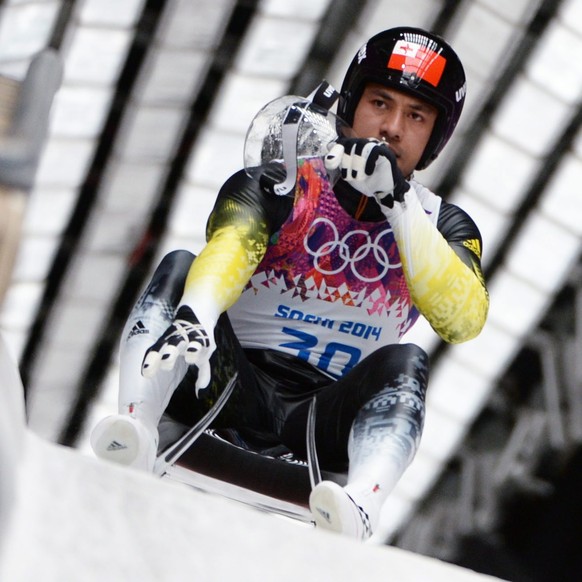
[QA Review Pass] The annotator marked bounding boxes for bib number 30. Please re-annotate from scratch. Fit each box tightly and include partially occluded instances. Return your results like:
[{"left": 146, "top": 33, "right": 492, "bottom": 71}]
[{"left": 279, "top": 327, "right": 361, "bottom": 377}]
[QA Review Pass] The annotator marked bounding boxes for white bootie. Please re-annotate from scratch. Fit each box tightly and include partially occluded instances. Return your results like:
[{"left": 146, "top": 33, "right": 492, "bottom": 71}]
[
  {"left": 309, "top": 480, "right": 373, "bottom": 540},
  {"left": 90, "top": 414, "right": 158, "bottom": 472}
]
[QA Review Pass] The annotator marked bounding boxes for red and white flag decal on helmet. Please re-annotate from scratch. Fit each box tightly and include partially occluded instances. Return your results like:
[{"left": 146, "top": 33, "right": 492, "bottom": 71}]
[{"left": 387, "top": 39, "right": 446, "bottom": 87}]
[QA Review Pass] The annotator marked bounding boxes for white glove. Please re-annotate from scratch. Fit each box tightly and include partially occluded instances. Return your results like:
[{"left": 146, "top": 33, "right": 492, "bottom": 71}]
[
  {"left": 325, "top": 137, "right": 409, "bottom": 206},
  {"left": 141, "top": 305, "right": 216, "bottom": 394}
]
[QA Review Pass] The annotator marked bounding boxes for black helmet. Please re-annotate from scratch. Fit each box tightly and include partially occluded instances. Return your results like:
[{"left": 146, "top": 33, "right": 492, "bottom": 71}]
[{"left": 338, "top": 27, "right": 467, "bottom": 170}]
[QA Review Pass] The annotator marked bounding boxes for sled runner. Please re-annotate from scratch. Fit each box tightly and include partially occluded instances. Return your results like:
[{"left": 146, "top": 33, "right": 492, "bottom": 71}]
[{"left": 154, "top": 373, "right": 346, "bottom": 524}]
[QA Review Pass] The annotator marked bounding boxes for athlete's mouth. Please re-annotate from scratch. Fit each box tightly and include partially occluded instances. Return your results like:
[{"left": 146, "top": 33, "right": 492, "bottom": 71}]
[
  {"left": 377, "top": 135, "right": 400, "bottom": 159},
  {"left": 382, "top": 141, "right": 399, "bottom": 158}
]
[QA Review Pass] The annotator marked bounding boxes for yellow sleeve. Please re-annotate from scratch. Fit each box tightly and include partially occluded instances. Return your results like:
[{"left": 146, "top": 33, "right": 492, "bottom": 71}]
[
  {"left": 179, "top": 195, "right": 270, "bottom": 328},
  {"left": 388, "top": 189, "right": 489, "bottom": 343}
]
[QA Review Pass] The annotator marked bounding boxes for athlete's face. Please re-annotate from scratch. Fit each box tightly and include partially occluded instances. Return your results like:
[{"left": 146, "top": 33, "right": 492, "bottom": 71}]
[{"left": 351, "top": 83, "right": 438, "bottom": 177}]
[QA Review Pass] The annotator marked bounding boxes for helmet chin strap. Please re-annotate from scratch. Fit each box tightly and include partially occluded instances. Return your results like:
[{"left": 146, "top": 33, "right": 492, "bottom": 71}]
[{"left": 267, "top": 81, "right": 339, "bottom": 196}]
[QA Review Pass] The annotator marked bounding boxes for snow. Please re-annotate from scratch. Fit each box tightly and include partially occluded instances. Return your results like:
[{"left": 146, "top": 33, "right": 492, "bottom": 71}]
[{"left": 0, "top": 335, "right": 506, "bottom": 581}]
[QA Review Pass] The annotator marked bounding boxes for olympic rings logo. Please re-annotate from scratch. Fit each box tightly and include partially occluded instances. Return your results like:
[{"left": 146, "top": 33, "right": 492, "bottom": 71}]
[{"left": 303, "top": 217, "right": 400, "bottom": 282}]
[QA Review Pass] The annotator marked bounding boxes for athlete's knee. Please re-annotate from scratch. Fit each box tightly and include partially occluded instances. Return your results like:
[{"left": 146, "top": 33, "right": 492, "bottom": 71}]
[
  {"left": 360, "top": 346, "right": 428, "bottom": 427},
  {"left": 378, "top": 341, "right": 427, "bottom": 361},
  {"left": 157, "top": 249, "right": 195, "bottom": 273},
  {"left": 373, "top": 343, "right": 428, "bottom": 383},
  {"left": 145, "top": 250, "right": 196, "bottom": 304}
]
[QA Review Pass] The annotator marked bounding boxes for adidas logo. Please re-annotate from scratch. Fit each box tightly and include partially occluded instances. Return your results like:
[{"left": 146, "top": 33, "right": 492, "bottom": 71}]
[
  {"left": 106, "top": 440, "right": 128, "bottom": 451},
  {"left": 316, "top": 507, "right": 332, "bottom": 523},
  {"left": 127, "top": 320, "right": 149, "bottom": 340}
]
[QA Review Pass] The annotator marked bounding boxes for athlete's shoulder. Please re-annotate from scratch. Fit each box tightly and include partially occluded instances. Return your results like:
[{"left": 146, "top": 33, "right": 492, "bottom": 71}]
[
  {"left": 437, "top": 199, "right": 482, "bottom": 244},
  {"left": 410, "top": 179, "right": 483, "bottom": 262},
  {"left": 214, "top": 166, "right": 294, "bottom": 233}
]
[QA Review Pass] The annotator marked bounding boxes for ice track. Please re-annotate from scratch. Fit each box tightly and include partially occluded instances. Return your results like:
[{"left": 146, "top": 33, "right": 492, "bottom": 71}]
[{"left": 0, "top": 335, "right": 506, "bottom": 582}]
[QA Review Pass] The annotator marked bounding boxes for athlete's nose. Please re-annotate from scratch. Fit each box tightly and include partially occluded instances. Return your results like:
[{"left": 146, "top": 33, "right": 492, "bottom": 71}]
[{"left": 380, "top": 111, "right": 403, "bottom": 142}]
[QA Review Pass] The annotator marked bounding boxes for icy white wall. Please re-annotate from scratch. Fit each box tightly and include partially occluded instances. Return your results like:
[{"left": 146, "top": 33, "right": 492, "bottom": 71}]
[
  {"left": 0, "top": 334, "right": 26, "bottom": 554},
  {"left": 0, "top": 338, "right": 505, "bottom": 582}
]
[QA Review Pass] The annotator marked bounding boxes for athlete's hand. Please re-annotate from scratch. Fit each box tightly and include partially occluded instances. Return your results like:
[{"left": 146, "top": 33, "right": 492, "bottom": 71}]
[
  {"left": 141, "top": 305, "right": 215, "bottom": 393},
  {"left": 324, "top": 137, "right": 409, "bottom": 207}
]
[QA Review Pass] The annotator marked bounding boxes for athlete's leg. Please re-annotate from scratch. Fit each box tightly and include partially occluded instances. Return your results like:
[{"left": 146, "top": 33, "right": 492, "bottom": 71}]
[
  {"left": 299, "top": 343, "right": 429, "bottom": 539},
  {"left": 118, "top": 250, "right": 194, "bottom": 423},
  {"left": 92, "top": 250, "right": 273, "bottom": 469},
  {"left": 281, "top": 344, "right": 427, "bottom": 466},
  {"left": 91, "top": 250, "right": 194, "bottom": 469},
  {"left": 343, "top": 343, "right": 428, "bottom": 536}
]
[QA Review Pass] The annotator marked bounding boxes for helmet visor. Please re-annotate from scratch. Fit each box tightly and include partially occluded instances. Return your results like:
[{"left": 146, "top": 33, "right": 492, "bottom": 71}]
[{"left": 244, "top": 94, "right": 351, "bottom": 188}]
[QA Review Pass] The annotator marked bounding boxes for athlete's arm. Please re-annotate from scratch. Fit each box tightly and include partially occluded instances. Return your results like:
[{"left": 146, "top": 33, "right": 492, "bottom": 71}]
[
  {"left": 141, "top": 166, "right": 294, "bottom": 383},
  {"left": 179, "top": 167, "right": 293, "bottom": 327},
  {"left": 386, "top": 186, "right": 489, "bottom": 343}
]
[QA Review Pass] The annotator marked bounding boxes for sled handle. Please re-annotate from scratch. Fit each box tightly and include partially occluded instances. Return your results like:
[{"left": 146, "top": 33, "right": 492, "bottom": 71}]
[
  {"left": 153, "top": 372, "right": 238, "bottom": 476},
  {"left": 306, "top": 396, "right": 322, "bottom": 489}
]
